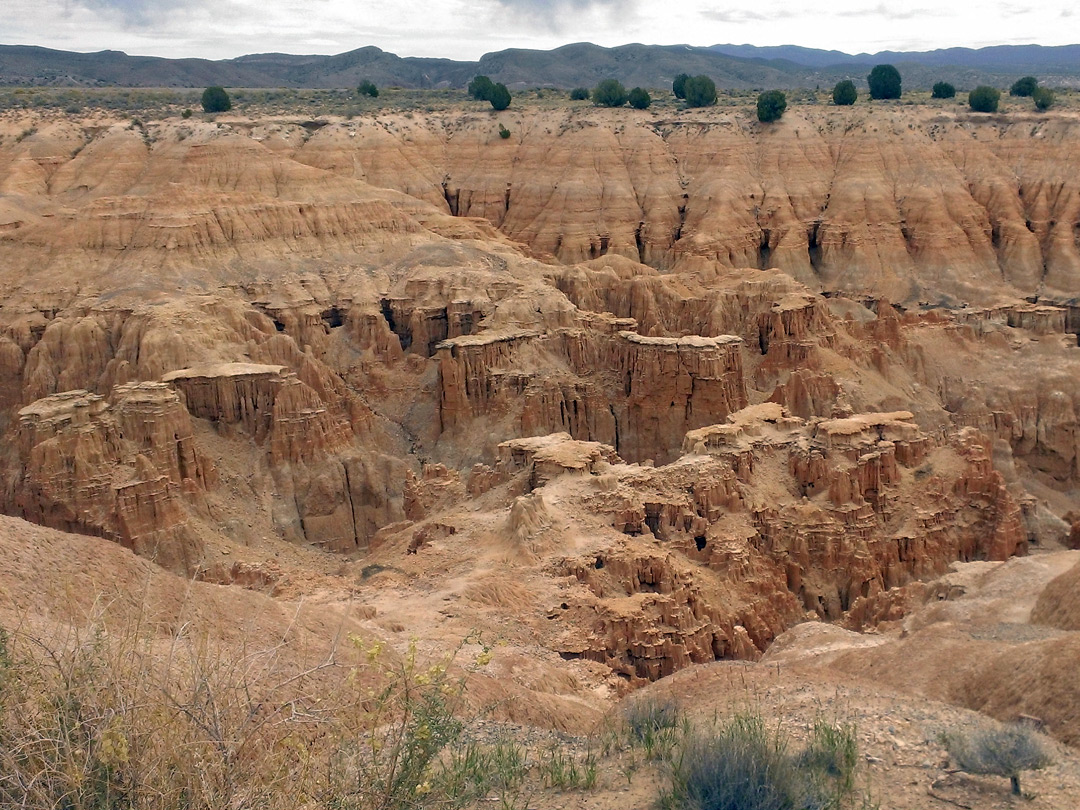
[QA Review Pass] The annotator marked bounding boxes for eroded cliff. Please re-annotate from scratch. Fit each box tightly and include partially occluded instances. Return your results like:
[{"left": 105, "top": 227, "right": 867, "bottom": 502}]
[{"left": 1, "top": 105, "right": 1077, "bottom": 687}]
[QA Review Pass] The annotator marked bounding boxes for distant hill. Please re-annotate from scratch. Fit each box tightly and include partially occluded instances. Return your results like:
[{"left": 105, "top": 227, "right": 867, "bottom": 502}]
[
  {"left": 711, "top": 43, "right": 1080, "bottom": 87},
  {"left": 712, "top": 43, "right": 1080, "bottom": 72},
  {"left": 2, "top": 41, "right": 1078, "bottom": 90}
]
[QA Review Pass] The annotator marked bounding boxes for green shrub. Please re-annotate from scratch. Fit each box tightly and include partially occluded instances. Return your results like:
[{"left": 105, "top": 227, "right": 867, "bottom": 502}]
[
  {"left": 672, "top": 73, "right": 690, "bottom": 99},
  {"left": 931, "top": 81, "right": 956, "bottom": 99},
  {"left": 663, "top": 714, "right": 862, "bottom": 810},
  {"left": 536, "top": 745, "right": 598, "bottom": 790},
  {"left": 488, "top": 83, "right": 511, "bottom": 110},
  {"left": 969, "top": 85, "right": 1001, "bottom": 112},
  {"left": 1009, "top": 76, "right": 1039, "bottom": 97},
  {"left": 943, "top": 722, "right": 1052, "bottom": 795},
  {"left": 832, "top": 80, "right": 857, "bottom": 106},
  {"left": 867, "top": 64, "right": 901, "bottom": 99},
  {"left": 468, "top": 75, "right": 495, "bottom": 101},
  {"left": 797, "top": 719, "right": 859, "bottom": 799},
  {"left": 498, "top": 124, "right": 511, "bottom": 139},
  {"left": 592, "top": 79, "right": 628, "bottom": 107},
  {"left": 181, "top": 108, "right": 193, "bottom": 118},
  {"left": 569, "top": 87, "right": 590, "bottom": 101},
  {"left": 623, "top": 697, "right": 683, "bottom": 761},
  {"left": 625, "top": 697, "right": 679, "bottom": 740},
  {"left": 1033, "top": 86, "right": 1055, "bottom": 110},
  {"left": 200, "top": 86, "right": 231, "bottom": 113},
  {"left": 357, "top": 80, "right": 379, "bottom": 98},
  {"left": 756, "top": 90, "right": 787, "bottom": 122},
  {"left": 628, "top": 87, "right": 652, "bottom": 109},
  {"left": 683, "top": 75, "right": 717, "bottom": 108}
]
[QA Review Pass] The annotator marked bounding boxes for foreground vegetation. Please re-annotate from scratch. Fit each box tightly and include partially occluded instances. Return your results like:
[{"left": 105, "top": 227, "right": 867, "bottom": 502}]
[
  {"left": 0, "top": 603, "right": 876, "bottom": 810},
  {"left": 0, "top": 608, "right": 893, "bottom": 810},
  {"left": 0, "top": 615, "right": 542, "bottom": 810}
]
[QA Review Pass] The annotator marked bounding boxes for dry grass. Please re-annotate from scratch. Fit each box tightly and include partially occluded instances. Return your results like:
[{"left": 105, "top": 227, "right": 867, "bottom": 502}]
[
  {"left": 0, "top": 604, "right": 609, "bottom": 810},
  {"left": 0, "top": 603, "right": 353, "bottom": 809}
]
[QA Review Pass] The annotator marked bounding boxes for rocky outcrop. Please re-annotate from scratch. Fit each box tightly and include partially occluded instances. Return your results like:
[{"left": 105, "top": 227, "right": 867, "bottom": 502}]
[
  {"left": 1, "top": 109, "right": 1075, "bottom": 703},
  {"left": 437, "top": 328, "right": 746, "bottom": 464},
  {"left": 163, "top": 362, "right": 403, "bottom": 552},
  {"left": 498, "top": 433, "right": 622, "bottom": 490},
  {"left": 559, "top": 543, "right": 798, "bottom": 680},
  {"left": 163, "top": 363, "right": 350, "bottom": 463},
  {"left": 538, "top": 405, "right": 1026, "bottom": 680},
  {"left": 617, "top": 332, "right": 747, "bottom": 462},
  {"left": 8, "top": 384, "right": 209, "bottom": 572},
  {"left": 954, "top": 303, "right": 1070, "bottom": 338}
]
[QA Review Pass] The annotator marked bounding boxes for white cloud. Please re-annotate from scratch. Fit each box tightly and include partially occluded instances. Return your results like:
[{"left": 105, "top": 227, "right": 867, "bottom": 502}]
[{"left": 0, "top": 0, "right": 1074, "bottom": 61}]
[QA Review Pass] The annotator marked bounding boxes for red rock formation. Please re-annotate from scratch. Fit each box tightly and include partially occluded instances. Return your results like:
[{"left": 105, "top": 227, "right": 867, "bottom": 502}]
[
  {"left": 163, "top": 362, "right": 403, "bottom": 552},
  {"left": 498, "top": 432, "right": 622, "bottom": 490},
  {"left": 531, "top": 405, "right": 1027, "bottom": 680},
  {"left": 0, "top": 110, "right": 1073, "bottom": 701},
  {"left": 437, "top": 328, "right": 746, "bottom": 464},
  {"left": 8, "top": 384, "right": 208, "bottom": 572},
  {"left": 559, "top": 544, "right": 797, "bottom": 680}
]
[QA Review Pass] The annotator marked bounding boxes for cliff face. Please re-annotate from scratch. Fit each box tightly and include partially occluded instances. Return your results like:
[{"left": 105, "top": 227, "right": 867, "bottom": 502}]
[
  {"left": 8, "top": 384, "right": 208, "bottom": 572},
  {"left": 289, "top": 107, "right": 1080, "bottom": 305},
  {"left": 476, "top": 410, "right": 1024, "bottom": 682},
  {"left": 436, "top": 328, "right": 746, "bottom": 464}
]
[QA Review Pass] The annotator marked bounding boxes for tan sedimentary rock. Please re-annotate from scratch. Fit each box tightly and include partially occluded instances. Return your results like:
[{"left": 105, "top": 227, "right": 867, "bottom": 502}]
[
  {"left": 403, "top": 464, "right": 465, "bottom": 522},
  {"left": 289, "top": 107, "right": 1080, "bottom": 304},
  {"left": 8, "top": 384, "right": 208, "bottom": 572},
  {"left": 164, "top": 362, "right": 352, "bottom": 463},
  {"left": 162, "top": 362, "right": 402, "bottom": 551},
  {"left": 0, "top": 110, "right": 1073, "bottom": 707},
  {"left": 559, "top": 544, "right": 797, "bottom": 680},
  {"left": 954, "top": 303, "right": 1069, "bottom": 337},
  {"left": 538, "top": 404, "right": 1026, "bottom": 680},
  {"left": 437, "top": 328, "right": 746, "bottom": 464},
  {"left": 111, "top": 381, "right": 216, "bottom": 492},
  {"left": 504, "top": 491, "right": 552, "bottom": 549},
  {"left": 498, "top": 432, "right": 622, "bottom": 490}
]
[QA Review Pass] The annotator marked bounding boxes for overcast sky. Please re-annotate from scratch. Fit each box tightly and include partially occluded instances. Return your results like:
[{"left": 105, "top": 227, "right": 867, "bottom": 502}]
[{"left": 2, "top": 0, "right": 1076, "bottom": 60}]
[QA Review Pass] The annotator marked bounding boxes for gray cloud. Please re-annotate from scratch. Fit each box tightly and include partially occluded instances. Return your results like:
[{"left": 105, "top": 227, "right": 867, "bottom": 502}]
[
  {"left": 836, "top": 2, "right": 942, "bottom": 20},
  {"left": 75, "top": 0, "right": 213, "bottom": 27},
  {"left": 700, "top": 9, "right": 770, "bottom": 23},
  {"left": 996, "top": 2, "right": 1034, "bottom": 14},
  {"left": 489, "top": 0, "right": 632, "bottom": 32}
]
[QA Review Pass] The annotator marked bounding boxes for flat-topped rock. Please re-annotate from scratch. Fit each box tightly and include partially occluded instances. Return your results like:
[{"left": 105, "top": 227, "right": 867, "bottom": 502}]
[
  {"left": 162, "top": 362, "right": 286, "bottom": 381},
  {"left": 618, "top": 331, "right": 742, "bottom": 348},
  {"left": 816, "top": 411, "right": 920, "bottom": 446},
  {"left": 110, "top": 380, "right": 181, "bottom": 403},
  {"left": 11, "top": 383, "right": 211, "bottom": 572},
  {"left": 683, "top": 403, "right": 805, "bottom": 455},
  {"left": 771, "top": 292, "right": 818, "bottom": 313},
  {"left": 499, "top": 432, "right": 622, "bottom": 489},
  {"left": 19, "top": 389, "right": 105, "bottom": 424},
  {"left": 435, "top": 329, "right": 541, "bottom": 351}
]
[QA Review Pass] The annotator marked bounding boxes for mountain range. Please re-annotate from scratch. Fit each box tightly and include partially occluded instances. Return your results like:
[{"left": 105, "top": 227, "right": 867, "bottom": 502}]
[{"left": 1, "top": 41, "right": 1078, "bottom": 90}]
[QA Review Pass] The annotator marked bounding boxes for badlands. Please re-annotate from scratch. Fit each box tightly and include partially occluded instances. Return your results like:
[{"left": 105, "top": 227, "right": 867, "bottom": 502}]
[{"left": 4, "top": 96, "right": 1080, "bottom": 807}]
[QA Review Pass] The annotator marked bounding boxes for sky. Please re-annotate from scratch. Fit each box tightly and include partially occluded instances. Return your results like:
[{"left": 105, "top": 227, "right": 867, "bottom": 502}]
[{"left": 2, "top": 0, "right": 1076, "bottom": 61}]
